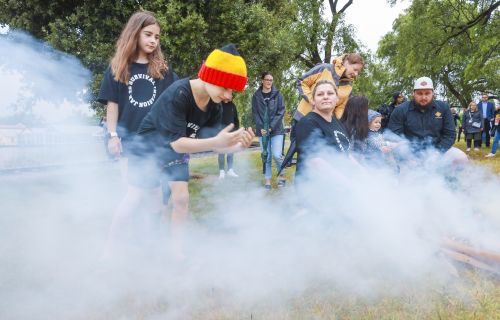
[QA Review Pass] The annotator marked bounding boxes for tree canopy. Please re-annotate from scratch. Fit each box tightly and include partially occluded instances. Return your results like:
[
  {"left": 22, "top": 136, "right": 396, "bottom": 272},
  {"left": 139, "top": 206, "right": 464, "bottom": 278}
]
[
  {"left": 1, "top": 0, "right": 497, "bottom": 125},
  {"left": 378, "top": 0, "right": 499, "bottom": 107}
]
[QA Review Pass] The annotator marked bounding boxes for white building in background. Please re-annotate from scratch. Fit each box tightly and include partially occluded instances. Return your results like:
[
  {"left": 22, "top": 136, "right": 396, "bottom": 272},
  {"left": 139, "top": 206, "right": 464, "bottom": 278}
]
[
  {"left": 0, "top": 124, "right": 104, "bottom": 146},
  {"left": 0, "top": 124, "right": 26, "bottom": 146}
]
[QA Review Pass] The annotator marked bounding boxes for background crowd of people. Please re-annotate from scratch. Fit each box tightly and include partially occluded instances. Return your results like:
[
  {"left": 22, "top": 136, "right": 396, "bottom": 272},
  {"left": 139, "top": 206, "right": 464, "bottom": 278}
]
[{"left": 97, "top": 10, "right": 497, "bottom": 260}]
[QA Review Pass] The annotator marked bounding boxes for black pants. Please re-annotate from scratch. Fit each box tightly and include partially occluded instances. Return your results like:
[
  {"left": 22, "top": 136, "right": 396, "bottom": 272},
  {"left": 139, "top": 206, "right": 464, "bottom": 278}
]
[
  {"left": 466, "top": 132, "right": 482, "bottom": 148},
  {"left": 480, "top": 120, "right": 491, "bottom": 147},
  {"left": 457, "top": 126, "right": 463, "bottom": 141}
]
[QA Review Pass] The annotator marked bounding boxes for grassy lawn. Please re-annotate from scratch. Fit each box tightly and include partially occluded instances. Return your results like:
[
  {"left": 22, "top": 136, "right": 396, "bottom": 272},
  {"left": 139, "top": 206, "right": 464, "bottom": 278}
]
[{"left": 453, "top": 140, "right": 500, "bottom": 173}]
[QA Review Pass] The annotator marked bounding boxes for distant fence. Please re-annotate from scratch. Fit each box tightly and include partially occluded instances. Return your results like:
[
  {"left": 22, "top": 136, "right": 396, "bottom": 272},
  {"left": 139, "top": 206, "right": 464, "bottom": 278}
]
[{"left": 0, "top": 126, "right": 109, "bottom": 171}]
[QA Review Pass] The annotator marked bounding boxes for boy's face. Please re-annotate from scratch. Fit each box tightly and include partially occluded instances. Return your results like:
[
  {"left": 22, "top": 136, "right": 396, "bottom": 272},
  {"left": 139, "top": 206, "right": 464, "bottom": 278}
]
[
  {"left": 205, "top": 83, "right": 233, "bottom": 103},
  {"left": 369, "top": 117, "right": 382, "bottom": 131}
]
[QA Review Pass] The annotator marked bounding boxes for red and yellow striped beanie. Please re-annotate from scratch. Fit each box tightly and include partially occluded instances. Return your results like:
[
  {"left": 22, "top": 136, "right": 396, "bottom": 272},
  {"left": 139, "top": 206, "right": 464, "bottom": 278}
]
[{"left": 198, "top": 44, "right": 247, "bottom": 91}]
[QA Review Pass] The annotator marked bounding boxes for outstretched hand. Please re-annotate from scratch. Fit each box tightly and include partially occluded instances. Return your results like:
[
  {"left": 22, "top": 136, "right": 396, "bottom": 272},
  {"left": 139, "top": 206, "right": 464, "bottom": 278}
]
[
  {"left": 239, "top": 127, "right": 255, "bottom": 148},
  {"left": 213, "top": 124, "right": 242, "bottom": 149},
  {"left": 213, "top": 124, "right": 255, "bottom": 153}
]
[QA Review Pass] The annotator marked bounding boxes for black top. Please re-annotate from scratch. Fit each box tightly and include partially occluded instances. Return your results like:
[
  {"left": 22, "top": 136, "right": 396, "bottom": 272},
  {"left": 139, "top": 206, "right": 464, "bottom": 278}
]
[
  {"left": 97, "top": 63, "right": 178, "bottom": 143},
  {"left": 221, "top": 100, "right": 240, "bottom": 130},
  {"left": 388, "top": 100, "right": 456, "bottom": 152},
  {"left": 377, "top": 104, "right": 396, "bottom": 129},
  {"left": 137, "top": 78, "right": 222, "bottom": 164},
  {"left": 295, "top": 112, "right": 350, "bottom": 177}
]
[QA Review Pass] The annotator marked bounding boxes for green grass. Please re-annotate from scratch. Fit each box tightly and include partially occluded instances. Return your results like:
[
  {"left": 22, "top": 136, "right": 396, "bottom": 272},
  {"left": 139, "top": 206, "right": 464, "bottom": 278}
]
[{"left": 453, "top": 140, "right": 500, "bottom": 173}]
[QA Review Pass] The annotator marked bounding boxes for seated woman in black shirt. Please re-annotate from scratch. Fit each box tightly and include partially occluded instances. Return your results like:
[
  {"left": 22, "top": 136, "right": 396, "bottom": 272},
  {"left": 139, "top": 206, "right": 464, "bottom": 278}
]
[{"left": 295, "top": 79, "right": 351, "bottom": 181}]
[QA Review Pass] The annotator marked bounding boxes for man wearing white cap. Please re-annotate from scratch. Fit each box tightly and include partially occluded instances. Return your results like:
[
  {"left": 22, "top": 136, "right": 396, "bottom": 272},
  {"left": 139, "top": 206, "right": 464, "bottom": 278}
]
[{"left": 388, "top": 76, "right": 457, "bottom": 153}]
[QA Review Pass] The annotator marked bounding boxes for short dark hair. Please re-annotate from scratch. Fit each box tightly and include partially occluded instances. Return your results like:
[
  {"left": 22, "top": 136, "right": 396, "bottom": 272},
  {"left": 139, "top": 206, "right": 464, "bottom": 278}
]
[{"left": 261, "top": 71, "right": 272, "bottom": 79}]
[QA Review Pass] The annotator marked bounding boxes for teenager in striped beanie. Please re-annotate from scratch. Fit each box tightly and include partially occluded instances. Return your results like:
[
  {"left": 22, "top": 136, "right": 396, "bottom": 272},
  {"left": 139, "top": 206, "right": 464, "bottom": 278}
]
[{"left": 101, "top": 44, "right": 255, "bottom": 260}]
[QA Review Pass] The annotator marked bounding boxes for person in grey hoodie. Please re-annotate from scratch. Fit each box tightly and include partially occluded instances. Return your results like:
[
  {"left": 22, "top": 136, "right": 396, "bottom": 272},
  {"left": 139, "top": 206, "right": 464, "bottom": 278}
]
[
  {"left": 462, "top": 101, "right": 484, "bottom": 152},
  {"left": 252, "top": 71, "right": 286, "bottom": 189}
]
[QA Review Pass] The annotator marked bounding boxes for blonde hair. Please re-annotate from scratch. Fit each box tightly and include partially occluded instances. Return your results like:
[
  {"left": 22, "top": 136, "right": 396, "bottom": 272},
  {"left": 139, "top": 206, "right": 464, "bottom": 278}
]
[
  {"left": 110, "top": 11, "right": 168, "bottom": 84},
  {"left": 312, "top": 79, "right": 338, "bottom": 98}
]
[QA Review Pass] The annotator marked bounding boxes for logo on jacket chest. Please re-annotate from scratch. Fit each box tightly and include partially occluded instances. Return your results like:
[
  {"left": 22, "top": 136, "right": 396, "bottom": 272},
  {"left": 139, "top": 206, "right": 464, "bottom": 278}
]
[{"left": 435, "top": 111, "right": 442, "bottom": 119}]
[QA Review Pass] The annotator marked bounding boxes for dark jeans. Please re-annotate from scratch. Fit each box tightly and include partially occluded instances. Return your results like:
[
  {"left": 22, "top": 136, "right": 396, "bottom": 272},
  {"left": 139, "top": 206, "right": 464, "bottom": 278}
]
[
  {"left": 480, "top": 120, "right": 491, "bottom": 147},
  {"left": 218, "top": 153, "right": 234, "bottom": 171}
]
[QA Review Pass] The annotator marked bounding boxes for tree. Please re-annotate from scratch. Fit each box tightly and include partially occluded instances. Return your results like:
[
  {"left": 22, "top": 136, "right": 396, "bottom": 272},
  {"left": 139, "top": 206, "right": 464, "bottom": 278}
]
[
  {"left": 378, "top": 0, "right": 499, "bottom": 107},
  {"left": 294, "top": 0, "right": 360, "bottom": 68},
  {"left": 0, "top": 0, "right": 302, "bottom": 119}
]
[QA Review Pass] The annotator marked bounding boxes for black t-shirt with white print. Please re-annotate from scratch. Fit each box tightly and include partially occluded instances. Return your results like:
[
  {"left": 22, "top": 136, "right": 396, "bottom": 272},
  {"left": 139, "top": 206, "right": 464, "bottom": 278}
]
[
  {"left": 295, "top": 112, "right": 350, "bottom": 176},
  {"left": 138, "top": 78, "right": 222, "bottom": 164},
  {"left": 97, "top": 62, "right": 178, "bottom": 143}
]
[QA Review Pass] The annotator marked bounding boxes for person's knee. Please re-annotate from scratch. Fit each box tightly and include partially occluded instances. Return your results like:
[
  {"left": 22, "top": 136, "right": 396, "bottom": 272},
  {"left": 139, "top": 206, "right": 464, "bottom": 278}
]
[{"left": 444, "top": 147, "right": 468, "bottom": 167}]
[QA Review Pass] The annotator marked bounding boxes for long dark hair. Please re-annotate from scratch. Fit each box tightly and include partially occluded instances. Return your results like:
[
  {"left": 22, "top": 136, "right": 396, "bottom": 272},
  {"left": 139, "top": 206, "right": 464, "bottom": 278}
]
[{"left": 341, "top": 96, "right": 369, "bottom": 141}]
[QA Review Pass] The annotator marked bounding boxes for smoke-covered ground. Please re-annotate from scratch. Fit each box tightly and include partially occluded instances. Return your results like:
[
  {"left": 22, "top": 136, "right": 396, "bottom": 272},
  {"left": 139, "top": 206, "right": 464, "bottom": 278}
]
[
  {"left": 1, "top": 28, "right": 500, "bottom": 320},
  {"left": 1, "top": 150, "right": 499, "bottom": 319}
]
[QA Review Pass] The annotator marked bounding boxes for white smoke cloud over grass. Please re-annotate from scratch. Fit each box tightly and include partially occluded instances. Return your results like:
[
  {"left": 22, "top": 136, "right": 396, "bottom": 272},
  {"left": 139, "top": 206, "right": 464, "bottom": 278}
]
[
  {"left": 1, "top": 29, "right": 500, "bottom": 319},
  {"left": 2, "top": 145, "right": 500, "bottom": 318}
]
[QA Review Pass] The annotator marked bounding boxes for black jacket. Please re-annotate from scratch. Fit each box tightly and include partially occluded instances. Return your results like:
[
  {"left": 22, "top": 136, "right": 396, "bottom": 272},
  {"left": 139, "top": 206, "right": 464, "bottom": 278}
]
[
  {"left": 462, "top": 110, "right": 483, "bottom": 134},
  {"left": 221, "top": 100, "right": 239, "bottom": 131},
  {"left": 251, "top": 86, "right": 285, "bottom": 137},
  {"left": 377, "top": 104, "right": 395, "bottom": 129},
  {"left": 388, "top": 100, "right": 456, "bottom": 152}
]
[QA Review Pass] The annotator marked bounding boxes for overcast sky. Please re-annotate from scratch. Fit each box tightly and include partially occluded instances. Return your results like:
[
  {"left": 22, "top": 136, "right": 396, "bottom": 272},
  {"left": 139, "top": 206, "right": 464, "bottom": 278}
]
[{"left": 343, "top": 0, "right": 411, "bottom": 52}]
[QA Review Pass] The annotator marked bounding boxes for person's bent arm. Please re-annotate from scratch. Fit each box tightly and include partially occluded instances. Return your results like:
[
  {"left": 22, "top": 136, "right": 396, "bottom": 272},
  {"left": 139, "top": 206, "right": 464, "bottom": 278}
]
[
  {"left": 251, "top": 94, "right": 263, "bottom": 133},
  {"left": 270, "top": 93, "right": 286, "bottom": 132},
  {"left": 387, "top": 107, "right": 405, "bottom": 136},
  {"left": 297, "top": 64, "right": 325, "bottom": 103},
  {"left": 437, "top": 107, "right": 457, "bottom": 151},
  {"left": 171, "top": 124, "right": 254, "bottom": 154},
  {"left": 106, "top": 101, "right": 121, "bottom": 156}
]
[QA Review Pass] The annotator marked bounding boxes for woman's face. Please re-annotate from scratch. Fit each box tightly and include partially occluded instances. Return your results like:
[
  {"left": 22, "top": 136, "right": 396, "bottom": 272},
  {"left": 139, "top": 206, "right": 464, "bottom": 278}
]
[
  {"left": 261, "top": 74, "right": 273, "bottom": 91},
  {"left": 343, "top": 61, "right": 363, "bottom": 79},
  {"left": 469, "top": 102, "right": 477, "bottom": 112},
  {"left": 312, "top": 83, "right": 338, "bottom": 113}
]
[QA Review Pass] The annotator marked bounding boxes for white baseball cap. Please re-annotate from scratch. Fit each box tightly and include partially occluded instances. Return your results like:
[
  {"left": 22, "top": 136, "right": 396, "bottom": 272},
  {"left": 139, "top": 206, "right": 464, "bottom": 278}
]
[{"left": 414, "top": 77, "right": 433, "bottom": 90}]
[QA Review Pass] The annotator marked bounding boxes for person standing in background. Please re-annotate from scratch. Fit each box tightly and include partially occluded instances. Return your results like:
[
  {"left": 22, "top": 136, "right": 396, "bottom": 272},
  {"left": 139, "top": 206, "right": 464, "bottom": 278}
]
[
  {"left": 218, "top": 99, "right": 240, "bottom": 179},
  {"left": 477, "top": 94, "right": 494, "bottom": 148},
  {"left": 462, "top": 101, "right": 483, "bottom": 152},
  {"left": 97, "top": 11, "right": 178, "bottom": 178},
  {"left": 252, "top": 71, "right": 286, "bottom": 189}
]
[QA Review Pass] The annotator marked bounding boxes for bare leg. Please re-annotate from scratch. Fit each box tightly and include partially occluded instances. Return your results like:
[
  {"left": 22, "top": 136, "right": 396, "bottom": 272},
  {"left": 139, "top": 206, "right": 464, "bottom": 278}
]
[
  {"left": 102, "top": 185, "right": 161, "bottom": 259},
  {"left": 168, "top": 181, "right": 190, "bottom": 260}
]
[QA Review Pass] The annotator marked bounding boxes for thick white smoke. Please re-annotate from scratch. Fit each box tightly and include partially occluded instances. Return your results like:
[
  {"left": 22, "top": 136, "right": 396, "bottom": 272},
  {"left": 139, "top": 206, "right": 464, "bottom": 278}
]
[
  {"left": 0, "top": 29, "right": 92, "bottom": 124},
  {"left": 1, "top": 29, "right": 499, "bottom": 320}
]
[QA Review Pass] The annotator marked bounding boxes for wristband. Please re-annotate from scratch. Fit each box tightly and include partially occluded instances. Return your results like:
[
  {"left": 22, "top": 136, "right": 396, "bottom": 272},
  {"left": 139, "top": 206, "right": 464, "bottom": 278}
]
[{"left": 107, "top": 131, "right": 119, "bottom": 138}]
